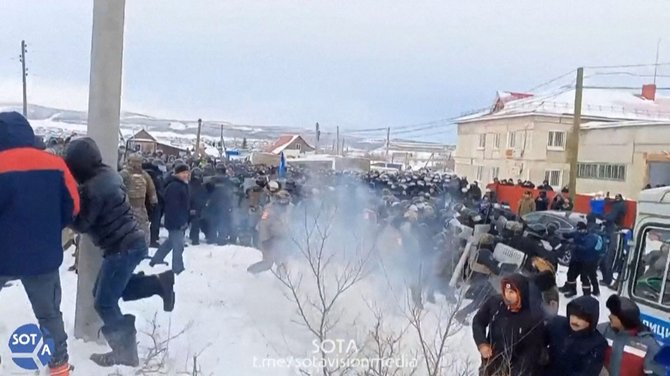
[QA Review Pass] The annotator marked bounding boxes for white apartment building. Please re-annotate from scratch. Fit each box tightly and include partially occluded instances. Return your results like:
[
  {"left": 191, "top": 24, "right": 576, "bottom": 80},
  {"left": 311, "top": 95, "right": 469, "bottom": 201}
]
[{"left": 455, "top": 86, "right": 670, "bottom": 197}]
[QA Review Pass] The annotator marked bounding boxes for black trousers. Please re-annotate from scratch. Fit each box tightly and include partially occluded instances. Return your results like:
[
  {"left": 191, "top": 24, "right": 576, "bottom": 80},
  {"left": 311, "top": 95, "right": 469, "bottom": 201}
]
[
  {"left": 580, "top": 261, "right": 599, "bottom": 293},
  {"left": 189, "top": 214, "right": 201, "bottom": 244},
  {"left": 566, "top": 260, "right": 581, "bottom": 283},
  {"left": 150, "top": 203, "right": 163, "bottom": 244},
  {"left": 566, "top": 260, "right": 599, "bottom": 293}
]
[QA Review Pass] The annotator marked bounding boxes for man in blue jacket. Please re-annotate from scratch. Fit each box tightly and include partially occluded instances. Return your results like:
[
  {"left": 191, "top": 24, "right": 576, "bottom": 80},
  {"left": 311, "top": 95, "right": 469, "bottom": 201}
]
[
  {"left": 0, "top": 112, "right": 80, "bottom": 376},
  {"left": 151, "top": 164, "right": 191, "bottom": 274},
  {"left": 561, "top": 222, "right": 601, "bottom": 298}
]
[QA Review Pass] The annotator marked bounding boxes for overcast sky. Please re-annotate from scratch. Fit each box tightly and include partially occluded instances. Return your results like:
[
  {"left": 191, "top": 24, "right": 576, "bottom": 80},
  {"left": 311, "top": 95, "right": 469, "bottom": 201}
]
[{"left": 1, "top": 0, "right": 670, "bottom": 141}]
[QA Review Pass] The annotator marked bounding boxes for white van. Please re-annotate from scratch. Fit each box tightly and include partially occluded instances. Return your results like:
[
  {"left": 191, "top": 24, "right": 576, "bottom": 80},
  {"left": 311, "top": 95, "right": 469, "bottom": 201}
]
[{"left": 620, "top": 186, "right": 670, "bottom": 344}]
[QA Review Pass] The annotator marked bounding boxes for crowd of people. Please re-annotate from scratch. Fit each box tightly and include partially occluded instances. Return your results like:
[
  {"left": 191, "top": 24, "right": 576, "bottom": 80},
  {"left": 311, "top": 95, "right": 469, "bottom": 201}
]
[{"left": 1, "top": 111, "right": 667, "bottom": 376}]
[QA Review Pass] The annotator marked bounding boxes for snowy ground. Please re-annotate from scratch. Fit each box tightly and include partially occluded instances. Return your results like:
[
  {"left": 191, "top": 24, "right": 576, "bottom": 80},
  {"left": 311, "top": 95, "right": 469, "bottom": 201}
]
[{"left": 0, "top": 238, "right": 616, "bottom": 376}]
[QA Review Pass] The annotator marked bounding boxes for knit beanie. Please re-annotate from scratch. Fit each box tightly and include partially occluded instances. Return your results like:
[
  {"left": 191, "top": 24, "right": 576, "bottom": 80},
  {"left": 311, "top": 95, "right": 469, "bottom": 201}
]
[
  {"left": 606, "top": 295, "right": 643, "bottom": 330},
  {"left": 174, "top": 164, "right": 189, "bottom": 175}
]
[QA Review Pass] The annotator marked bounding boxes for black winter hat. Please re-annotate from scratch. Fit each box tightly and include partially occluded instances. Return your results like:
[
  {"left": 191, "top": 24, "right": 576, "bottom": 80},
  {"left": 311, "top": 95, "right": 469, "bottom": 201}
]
[
  {"left": 174, "top": 164, "right": 189, "bottom": 175},
  {"left": 567, "top": 295, "right": 600, "bottom": 330},
  {"left": 606, "top": 295, "right": 643, "bottom": 330}
]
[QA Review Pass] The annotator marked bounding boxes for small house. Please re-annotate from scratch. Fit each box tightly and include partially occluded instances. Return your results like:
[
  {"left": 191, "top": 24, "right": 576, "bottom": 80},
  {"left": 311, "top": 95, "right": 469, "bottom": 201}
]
[{"left": 264, "top": 134, "right": 315, "bottom": 158}]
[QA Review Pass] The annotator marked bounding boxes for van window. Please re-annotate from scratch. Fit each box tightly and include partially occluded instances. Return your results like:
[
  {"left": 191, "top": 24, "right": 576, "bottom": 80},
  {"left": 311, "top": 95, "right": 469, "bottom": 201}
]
[{"left": 632, "top": 227, "right": 670, "bottom": 306}]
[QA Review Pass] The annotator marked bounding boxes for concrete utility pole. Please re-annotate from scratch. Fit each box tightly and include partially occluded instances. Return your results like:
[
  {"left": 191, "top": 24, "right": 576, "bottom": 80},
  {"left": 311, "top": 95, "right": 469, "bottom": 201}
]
[
  {"left": 336, "top": 126, "right": 340, "bottom": 155},
  {"left": 195, "top": 118, "right": 203, "bottom": 157},
  {"left": 385, "top": 127, "right": 391, "bottom": 161},
  {"left": 75, "top": 0, "right": 127, "bottom": 342},
  {"left": 219, "top": 124, "right": 224, "bottom": 158},
  {"left": 315, "top": 122, "right": 320, "bottom": 154},
  {"left": 567, "top": 67, "right": 584, "bottom": 201},
  {"left": 20, "top": 40, "right": 28, "bottom": 117}
]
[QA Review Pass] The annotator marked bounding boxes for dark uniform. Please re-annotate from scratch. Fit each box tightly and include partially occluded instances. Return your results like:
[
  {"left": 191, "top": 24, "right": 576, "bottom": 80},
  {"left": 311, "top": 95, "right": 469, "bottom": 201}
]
[
  {"left": 204, "top": 164, "right": 234, "bottom": 245},
  {"left": 188, "top": 168, "right": 207, "bottom": 245}
]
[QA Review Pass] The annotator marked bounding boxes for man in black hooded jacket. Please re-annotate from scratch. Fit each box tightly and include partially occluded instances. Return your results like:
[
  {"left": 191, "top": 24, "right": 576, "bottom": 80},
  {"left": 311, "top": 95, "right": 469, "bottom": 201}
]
[
  {"left": 545, "top": 295, "right": 607, "bottom": 376},
  {"left": 64, "top": 138, "right": 175, "bottom": 368},
  {"left": 472, "top": 273, "right": 545, "bottom": 376}
]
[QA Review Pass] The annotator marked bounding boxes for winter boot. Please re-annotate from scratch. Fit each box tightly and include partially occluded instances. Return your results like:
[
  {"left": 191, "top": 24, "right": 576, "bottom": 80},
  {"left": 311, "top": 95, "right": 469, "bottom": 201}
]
[
  {"left": 562, "top": 283, "right": 578, "bottom": 298},
  {"left": 558, "top": 282, "right": 576, "bottom": 294},
  {"left": 592, "top": 285, "right": 601, "bottom": 297},
  {"left": 247, "top": 260, "right": 274, "bottom": 274},
  {"left": 157, "top": 271, "right": 176, "bottom": 312},
  {"left": 122, "top": 272, "right": 175, "bottom": 312},
  {"left": 90, "top": 315, "right": 139, "bottom": 367}
]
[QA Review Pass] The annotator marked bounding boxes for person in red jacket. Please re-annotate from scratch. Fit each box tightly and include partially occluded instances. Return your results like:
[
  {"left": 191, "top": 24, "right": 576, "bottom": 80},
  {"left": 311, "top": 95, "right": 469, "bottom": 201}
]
[
  {"left": 597, "top": 295, "right": 665, "bottom": 376},
  {"left": 0, "top": 112, "right": 80, "bottom": 376}
]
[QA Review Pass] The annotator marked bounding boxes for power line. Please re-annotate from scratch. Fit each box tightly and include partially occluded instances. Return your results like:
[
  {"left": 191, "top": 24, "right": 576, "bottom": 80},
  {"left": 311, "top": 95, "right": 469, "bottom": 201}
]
[
  {"left": 582, "top": 85, "right": 670, "bottom": 90},
  {"left": 528, "top": 69, "right": 577, "bottom": 92},
  {"left": 589, "top": 71, "right": 670, "bottom": 79},
  {"left": 584, "top": 62, "right": 670, "bottom": 69}
]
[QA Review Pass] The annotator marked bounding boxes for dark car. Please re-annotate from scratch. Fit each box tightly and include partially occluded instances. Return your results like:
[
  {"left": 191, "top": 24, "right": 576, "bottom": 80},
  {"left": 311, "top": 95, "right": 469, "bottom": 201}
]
[
  {"left": 522, "top": 211, "right": 600, "bottom": 236},
  {"left": 522, "top": 211, "right": 603, "bottom": 266}
]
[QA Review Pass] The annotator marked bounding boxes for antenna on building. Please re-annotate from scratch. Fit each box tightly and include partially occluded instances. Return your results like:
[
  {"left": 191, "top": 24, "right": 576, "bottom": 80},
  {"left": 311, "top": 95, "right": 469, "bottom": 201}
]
[{"left": 654, "top": 38, "right": 662, "bottom": 85}]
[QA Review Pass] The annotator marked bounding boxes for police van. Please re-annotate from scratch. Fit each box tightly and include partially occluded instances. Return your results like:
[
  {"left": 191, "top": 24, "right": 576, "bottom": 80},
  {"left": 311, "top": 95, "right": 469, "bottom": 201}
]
[{"left": 619, "top": 186, "right": 670, "bottom": 344}]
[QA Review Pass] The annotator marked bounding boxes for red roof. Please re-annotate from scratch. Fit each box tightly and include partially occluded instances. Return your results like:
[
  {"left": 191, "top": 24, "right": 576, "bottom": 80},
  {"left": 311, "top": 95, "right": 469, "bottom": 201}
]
[{"left": 264, "top": 135, "right": 296, "bottom": 153}]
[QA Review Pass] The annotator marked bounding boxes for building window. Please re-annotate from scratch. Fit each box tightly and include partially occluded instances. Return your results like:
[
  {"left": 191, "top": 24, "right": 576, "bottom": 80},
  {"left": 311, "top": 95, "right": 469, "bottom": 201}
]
[
  {"left": 478, "top": 134, "right": 486, "bottom": 149},
  {"left": 577, "top": 162, "right": 626, "bottom": 181},
  {"left": 493, "top": 134, "right": 501, "bottom": 149},
  {"left": 475, "top": 166, "right": 484, "bottom": 181},
  {"left": 544, "top": 169, "right": 562, "bottom": 187},
  {"left": 547, "top": 131, "right": 566, "bottom": 150},
  {"left": 491, "top": 167, "right": 500, "bottom": 181},
  {"left": 506, "top": 132, "right": 514, "bottom": 149},
  {"left": 296, "top": 143, "right": 301, "bottom": 150}
]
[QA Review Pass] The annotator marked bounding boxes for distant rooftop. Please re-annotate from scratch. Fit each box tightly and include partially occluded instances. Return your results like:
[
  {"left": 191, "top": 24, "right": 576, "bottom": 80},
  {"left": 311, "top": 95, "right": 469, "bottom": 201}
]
[{"left": 459, "top": 87, "right": 670, "bottom": 123}]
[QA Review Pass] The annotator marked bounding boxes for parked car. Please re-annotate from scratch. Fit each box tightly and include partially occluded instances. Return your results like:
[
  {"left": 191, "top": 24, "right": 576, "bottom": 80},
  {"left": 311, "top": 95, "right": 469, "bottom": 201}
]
[
  {"left": 522, "top": 210, "right": 599, "bottom": 236},
  {"left": 522, "top": 211, "right": 603, "bottom": 266}
]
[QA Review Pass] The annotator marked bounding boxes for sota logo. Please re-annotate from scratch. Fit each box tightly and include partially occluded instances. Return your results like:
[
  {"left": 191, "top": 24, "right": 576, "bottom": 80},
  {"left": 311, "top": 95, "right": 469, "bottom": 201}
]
[{"left": 8, "top": 324, "right": 54, "bottom": 370}]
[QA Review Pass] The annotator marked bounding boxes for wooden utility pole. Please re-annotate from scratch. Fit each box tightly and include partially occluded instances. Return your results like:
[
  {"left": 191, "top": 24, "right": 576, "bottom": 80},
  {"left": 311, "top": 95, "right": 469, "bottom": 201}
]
[
  {"left": 336, "top": 126, "right": 340, "bottom": 155},
  {"left": 567, "top": 67, "right": 584, "bottom": 201},
  {"left": 195, "top": 118, "right": 203, "bottom": 157},
  {"left": 385, "top": 127, "right": 391, "bottom": 161},
  {"left": 20, "top": 40, "right": 28, "bottom": 117},
  {"left": 76, "top": 0, "right": 126, "bottom": 343}
]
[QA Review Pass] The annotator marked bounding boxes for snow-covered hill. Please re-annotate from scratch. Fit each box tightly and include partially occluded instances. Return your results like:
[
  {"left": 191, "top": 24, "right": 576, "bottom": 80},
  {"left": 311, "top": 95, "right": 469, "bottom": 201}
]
[{"left": 0, "top": 103, "right": 421, "bottom": 152}]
